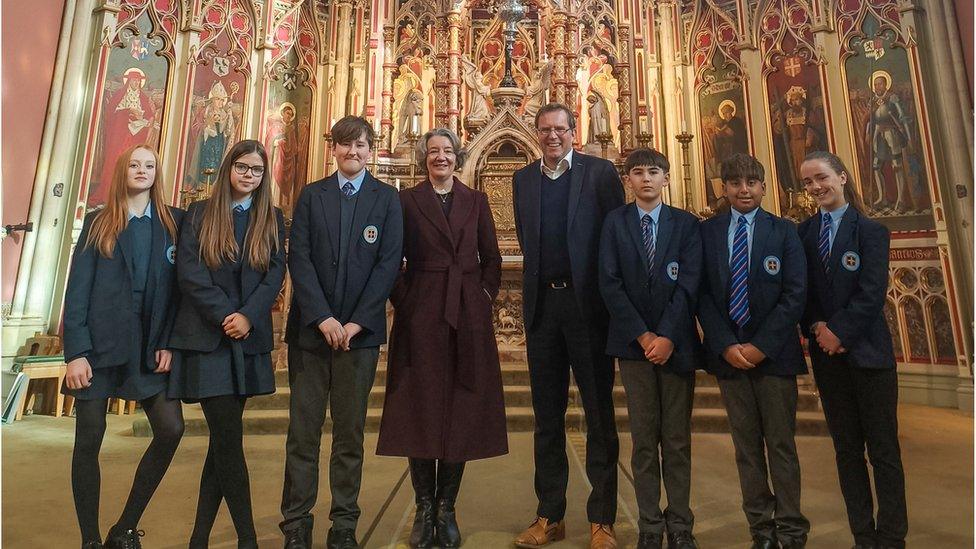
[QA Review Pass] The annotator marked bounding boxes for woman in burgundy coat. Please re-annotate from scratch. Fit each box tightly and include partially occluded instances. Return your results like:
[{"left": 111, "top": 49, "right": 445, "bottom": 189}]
[{"left": 377, "top": 128, "right": 508, "bottom": 548}]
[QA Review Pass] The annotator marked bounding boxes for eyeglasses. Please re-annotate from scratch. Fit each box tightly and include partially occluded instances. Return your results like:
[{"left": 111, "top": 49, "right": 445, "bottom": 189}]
[
  {"left": 536, "top": 127, "right": 572, "bottom": 136},
  {"left": 232, "top": 162, "right": 266, "bottom": 177}
]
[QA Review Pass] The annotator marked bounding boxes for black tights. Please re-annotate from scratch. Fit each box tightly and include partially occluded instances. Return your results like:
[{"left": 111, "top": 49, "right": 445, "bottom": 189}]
[
  {"left": 188, "top": 395, "right": 256, "bottom": 547},
  {"left": 71, "top": 392, "right": 184, "bottom": 543}
]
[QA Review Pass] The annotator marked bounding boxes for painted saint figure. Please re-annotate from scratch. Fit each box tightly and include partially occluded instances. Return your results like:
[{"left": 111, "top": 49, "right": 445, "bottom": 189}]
[
  {"left": 94, "top": 68, "right": 157, "bottom": 207},
  {"left": 192, "top": 81, "right": 239, "bottom": 188},
  {"left": 865, "top": 70, "right": 919, "bottom": 212},
  {"left": 264, "top": 102, "right": 301, "bottom": 208}
]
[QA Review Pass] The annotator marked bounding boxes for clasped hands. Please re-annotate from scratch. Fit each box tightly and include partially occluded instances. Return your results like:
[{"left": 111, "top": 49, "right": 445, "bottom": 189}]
[
  {"left": 318, "top": 317, "right": 363, "bottom": 351},
  {"left": 722, "top": 343, "right": 766, "bottom": 370},
  {"left": 811, "top": 321, "right": 846, "bottom": 355},
  {"left": 637, "top": 331, "right": 674, "bottom": 365}
]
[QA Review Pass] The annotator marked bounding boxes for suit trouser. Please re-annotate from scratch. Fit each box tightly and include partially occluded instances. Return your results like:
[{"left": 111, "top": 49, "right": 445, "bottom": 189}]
[
  {"left": 718, "top": 371, "right": 810, "bottom": 543},
  {"left": 280, "top": 345, "right": 379, "bottom": 533},
  {"left": 526, "top": 286, "right": 619, "bottom": 524},
  {"left": 619, "top": 360, "right": 695, "bottom": 536},
  {"left": 812, "top": 355, "right": 907, "bottom": 548}
]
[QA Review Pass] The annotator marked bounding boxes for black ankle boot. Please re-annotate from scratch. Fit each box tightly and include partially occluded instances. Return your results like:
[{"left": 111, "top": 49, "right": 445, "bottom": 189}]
[
  {"left": 103, "top": 526, "right": 144, "bottom": 549},
  {"left": 434, "top": 461, "right": 465, "bottom": 549},
  {"left": 408, "top": 458, "right": 437, "bottom": 548}
]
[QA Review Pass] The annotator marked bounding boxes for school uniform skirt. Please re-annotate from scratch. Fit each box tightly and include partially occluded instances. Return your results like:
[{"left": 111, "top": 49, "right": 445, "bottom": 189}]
[
  {"left": 61, "top": 301, "right": 169, "bottom": 402},
  {"left": 167, "top": 339, "right": 275, "bottom": 401}
]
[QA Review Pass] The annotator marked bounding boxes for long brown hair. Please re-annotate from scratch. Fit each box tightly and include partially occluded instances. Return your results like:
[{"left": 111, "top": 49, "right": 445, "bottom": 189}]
[
  {"left": 85, "top": 145, "right": 178, "bottom": 258},
  {"left": 802, "top": 150, "right": 866, "bottom": 212},
  {"left": 197, "top": 139, "right": 279, "bottom": 271}
]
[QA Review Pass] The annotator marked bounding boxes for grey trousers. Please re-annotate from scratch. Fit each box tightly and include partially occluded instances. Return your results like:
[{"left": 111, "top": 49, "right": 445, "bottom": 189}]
[
  {"left": 718, "top": 371, "right": 810, "bottom": 544},
  {"left": 280, "top": 345, "right": 379, "bottom": 533},
  {"left": 619, "top": 360, "right": 696, "bottom": 536}
]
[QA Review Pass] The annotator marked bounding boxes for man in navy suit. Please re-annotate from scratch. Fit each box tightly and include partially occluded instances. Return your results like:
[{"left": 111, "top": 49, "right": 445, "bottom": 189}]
[
  {"left": 512, "top": 103, "right": 625, "bottom": 549},
  {"left": 599, "top": 148, "right": 702, "bottom": 549},
  {"left": 697, "top": 153, "right": 810, "bottom": 549},
  {"left": 280, "top": 116, "right": 403, "bottom": 549}
]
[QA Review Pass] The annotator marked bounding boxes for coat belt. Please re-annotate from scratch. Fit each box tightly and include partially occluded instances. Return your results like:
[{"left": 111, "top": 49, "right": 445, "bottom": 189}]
[{"left": 410, "top": 258, "right": 479, "bottom": 330}]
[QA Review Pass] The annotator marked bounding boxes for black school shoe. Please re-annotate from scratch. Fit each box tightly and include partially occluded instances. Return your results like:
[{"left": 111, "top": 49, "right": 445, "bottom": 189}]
[
  {"left": 326, "top": 528, "right": 359, "bottom": 549},
  {"left": 103, "top": 527, "right": 144, "bottom": 549},
  {"left": 668, "top": 530, "right": 699, "bottom": 549},
  {"left": 750, "top": 535, "right": 777, "bottom": 549},
  {"left": 283, "top": 523, "right": 311, "bottom": 549},
  {"left": 637, "top": 532, "right": 664, "bottom": 549}
]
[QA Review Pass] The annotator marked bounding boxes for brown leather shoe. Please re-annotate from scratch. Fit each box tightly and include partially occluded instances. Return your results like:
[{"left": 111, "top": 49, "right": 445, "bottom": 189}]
[
  {"left": 514, "top": 517, "right": 566, "bottom": 548},
  {"left": 590, "top": 523, "right": 617, "bottom": 549}
]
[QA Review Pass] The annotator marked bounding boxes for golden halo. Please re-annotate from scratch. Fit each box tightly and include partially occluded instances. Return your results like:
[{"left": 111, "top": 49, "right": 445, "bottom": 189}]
[
  {"left": 869, "top": 70, "right": 892, "bottom": 91},
  {"left": 279, "top": 101, "right": 297, "bottom": 117},
  {"left": 718, "top": 99, "right": 736, "bottom": 118}
]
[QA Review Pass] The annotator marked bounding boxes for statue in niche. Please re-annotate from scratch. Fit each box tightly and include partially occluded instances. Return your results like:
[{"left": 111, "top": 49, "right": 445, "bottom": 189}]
[
  {"left": 586, "top": 90, "right": 611, "bottom": 143},
  {"left": 523, "top": 58, "right": 554, "bottom": 119},
  {"left": 398, "top": 88, "right": 424, "bottom": 140},
  {"left": 460, "top": 54, "right": 491, "bottom": 124}
]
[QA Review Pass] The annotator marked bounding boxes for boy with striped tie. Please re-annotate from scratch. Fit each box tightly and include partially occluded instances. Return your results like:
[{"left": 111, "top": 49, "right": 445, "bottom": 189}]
[{"left": 697, "top": 153, "right": 810, "bottom": 549}]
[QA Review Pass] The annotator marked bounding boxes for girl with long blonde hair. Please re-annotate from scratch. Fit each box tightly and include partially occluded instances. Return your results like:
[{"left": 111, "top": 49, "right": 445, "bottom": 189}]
[{"left": 62, "top": 144, "right": 186, "bottom": 548}]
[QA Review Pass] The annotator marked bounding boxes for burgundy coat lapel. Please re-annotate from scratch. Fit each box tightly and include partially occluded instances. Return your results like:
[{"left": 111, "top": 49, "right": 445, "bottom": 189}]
[{"left": 414, "top": 180, "right": 455, "bottom": 249}]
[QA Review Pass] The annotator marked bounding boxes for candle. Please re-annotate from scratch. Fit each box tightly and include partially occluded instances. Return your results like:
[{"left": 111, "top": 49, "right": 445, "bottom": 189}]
[
  {"left": 680, "top": 119, "right": 687, "bottom": 134},
  {"left": 411, "top": 114, "right": 421, "bottom": 135},
  {"left": 373, "top": 117, "right": 381, "bottom": 132},
  {"left": 330, "top": 118, "right": 337, "bottom": 132},
  {"left": 394, "top": 178, "right": 401, "bottom": 191}
]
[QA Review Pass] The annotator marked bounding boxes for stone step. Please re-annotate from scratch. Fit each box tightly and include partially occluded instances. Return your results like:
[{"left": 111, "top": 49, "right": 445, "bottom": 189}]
[
  {"left": 246, "top": 384, "right": 822, "bottom": 412},
  {"left": 134, "top": 405, "right": 828, "bottom": 437}
]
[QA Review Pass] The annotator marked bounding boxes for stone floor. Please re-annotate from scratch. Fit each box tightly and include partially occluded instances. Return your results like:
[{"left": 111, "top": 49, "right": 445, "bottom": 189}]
[{"left": 2, "top": 403, "right": 972, "bottom": 548}]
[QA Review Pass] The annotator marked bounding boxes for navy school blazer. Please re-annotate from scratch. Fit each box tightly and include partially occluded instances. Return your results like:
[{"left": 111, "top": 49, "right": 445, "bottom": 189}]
[
  {"left": 599, "top": 203, "right": 704, "bottom": 372},
  {"left": 62, "top": 205, "right": 184, "bottom": 368},
  {"left": 798, "top": 207, "right": 896, "bottom": 369},
  {"left": 170, "top": 200, "right": 286, "bottom": 355},
  {"left": 512, "top": 151, "right": 625, "bottom": 331},
  {"left": 285, "top": 171, "right": 404, "bottom": 352},
  {"left": 696, "top": 208, "right": 808, "bottom": 377}
]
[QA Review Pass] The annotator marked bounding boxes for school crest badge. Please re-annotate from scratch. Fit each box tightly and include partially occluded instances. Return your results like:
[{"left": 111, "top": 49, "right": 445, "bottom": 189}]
[
  {"left": 166, "top": 245, "right": 176, "bottom": 265},
  {"left": 667, "top": 261, "right": 679, "bottom": 281},
  {"left": 763, "top": 255, "right": 781, "bottom": 275},
  {"left": 363, "top": 225, "right": 378, "bottom": 244},
  {"left": 842, "top": 251, "right": 861, "bottom": 271}
]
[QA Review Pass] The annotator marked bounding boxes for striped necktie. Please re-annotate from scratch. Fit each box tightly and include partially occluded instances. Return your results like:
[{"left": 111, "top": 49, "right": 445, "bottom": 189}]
[
  {"left": 641, "top": 214, "right": 655, "bottom": 275},
  {"left": 233, "top": 204, "right": 245, "bottom": 213},
  {"left": 818, "top": 212, "right": 831, "bottom": 273},
  {"left": 729, "top": 216, "right": 751, "bottom": 328},
  {"left": 342, "top": 181, "right": 355, "bottom": 198}
]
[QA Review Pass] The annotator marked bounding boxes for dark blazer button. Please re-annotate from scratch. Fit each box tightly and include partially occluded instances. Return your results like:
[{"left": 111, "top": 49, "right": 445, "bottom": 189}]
[{"left": 332, "top": 260, "right": 337, "bottom": 266}]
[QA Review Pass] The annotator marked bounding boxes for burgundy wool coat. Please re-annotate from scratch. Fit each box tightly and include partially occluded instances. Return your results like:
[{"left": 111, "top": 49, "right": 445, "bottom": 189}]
[{"left": 376, "top": 178, "right": 508, "bottom": 461}]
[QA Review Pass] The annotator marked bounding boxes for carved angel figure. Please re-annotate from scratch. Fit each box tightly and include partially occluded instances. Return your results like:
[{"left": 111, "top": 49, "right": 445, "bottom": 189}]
[
  {"left": 460, "top": 54, "right": 491, "bottom": 123},
  {"left": 523, "top": 58, "right": 555, "bottom": 119}
]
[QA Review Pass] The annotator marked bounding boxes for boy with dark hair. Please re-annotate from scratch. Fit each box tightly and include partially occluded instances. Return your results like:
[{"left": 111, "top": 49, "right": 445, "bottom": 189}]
[
  {"left": 599, "top": 148, "right": 702, "bottom": 549},
  {"left": 697, "top": 153, "right": 810, "bottom": 549},
  {"left": 280, "top": 115, "right": 403, "bottom": 549}
]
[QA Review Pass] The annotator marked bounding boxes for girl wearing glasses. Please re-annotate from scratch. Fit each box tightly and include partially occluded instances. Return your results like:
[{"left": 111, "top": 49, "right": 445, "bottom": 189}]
[
  {"left": 63, "top": 144, "right": 185, "bottom": 548},
  {"left": 168, "top": 139, "right": 286, "bottom": 548}
]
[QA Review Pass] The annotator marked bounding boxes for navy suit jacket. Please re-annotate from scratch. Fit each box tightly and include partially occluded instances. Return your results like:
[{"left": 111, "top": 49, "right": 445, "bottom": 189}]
[
  {"left": 170, "top": 200, "right": 286, "bottom": 355},
  {"left": 798, "top": 207, "right": 895, "bottom": 369},
  {"left": 62, "top": 205, "right": 184, "bottom": 368},
  {"left": 285, "top": 171, "right": 403, "bottom": 351},
  {"left": 599, "top": 203, "right": 703, "bottom": 372},
  {"left": 512, "top": 151, "right": 625, "bottom": 331},
  {"left": 697, "top": 208, "right": 807, "bottom": 377}
]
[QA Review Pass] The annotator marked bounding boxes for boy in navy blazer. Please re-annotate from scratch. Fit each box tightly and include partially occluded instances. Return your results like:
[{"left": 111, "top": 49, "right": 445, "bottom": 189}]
[
  {"left": 280, "top": 116, "right": 403, "bottom": 549},
  {"left": 697, "top": 153, "right": 810, "bottom": 549},
  {"left": 599, "top": 148, "right": 702, "bottom": 549}
]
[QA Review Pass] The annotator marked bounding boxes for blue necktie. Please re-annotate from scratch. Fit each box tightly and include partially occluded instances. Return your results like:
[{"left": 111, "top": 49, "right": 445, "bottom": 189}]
[
  {"left": 342, "top": 181, "right": 355, "bottom": 198},
  {"left": 818, "top": 212, "right": 831, "bottom": 273},
  {"left": 641, "top": 214, "right": 655, "bottom": 275},
  {"left": 729, "top": 216, "right": 751, "bottom": 328},
  {"left": 233, "top": 204, "right": 245, "bottom": 213}
]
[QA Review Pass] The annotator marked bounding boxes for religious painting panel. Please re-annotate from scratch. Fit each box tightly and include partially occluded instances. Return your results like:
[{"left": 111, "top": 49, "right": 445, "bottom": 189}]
[
  {"left": 698, "top": 49, "right": 750, "bottom": 210},
  {"left": 182, "top": 32, "right": 248, "bottom": 192},
  {"left": 844, "top": 13, "right": 933, "bottom": 231},
  {"left": 760, "top": 0, "right": 827, "bottom": 218},
  {"left": 883, "top": 298, "right": 904, "bottom": 361},
  {"left": 900, "top": 296, "right": 930, "bottom": 363},
  {"left": 262, "top": 50, "right": 313, "bottom": 214},
  {"left": 87, "top": 12, "right": 170, "bottom": 209}
]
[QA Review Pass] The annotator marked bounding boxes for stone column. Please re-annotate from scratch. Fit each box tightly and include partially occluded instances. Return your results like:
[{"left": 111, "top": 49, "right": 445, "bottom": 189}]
[
  {"left": 4, "top": 0, "right": 99, "bottom": 366},
  {"left": 616, "top": 25, "right": 634, "bottom": 152},
  {"left": 550, "top": 11, "right": 567, "bottom": 104},
  {"left": 905, "top": 0, "right": 974, "bottom": 409},
  {"left": 332, "top": 0, "right": 354, "bottom": 118},
  {"left": 434, "top": 15, "right": 450, "bottom": 128},
  {"left": 565, "top": 11, "right": 580, "bottom": 109},
  {"left": 656, "top": 0, "right": 695, "bottom": 209},
  {"left": 446, "top": 10, "right": 462, "bottom": 135},
  {"left": 381, "top": 24, "right": 395, "bottom": 151}
]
